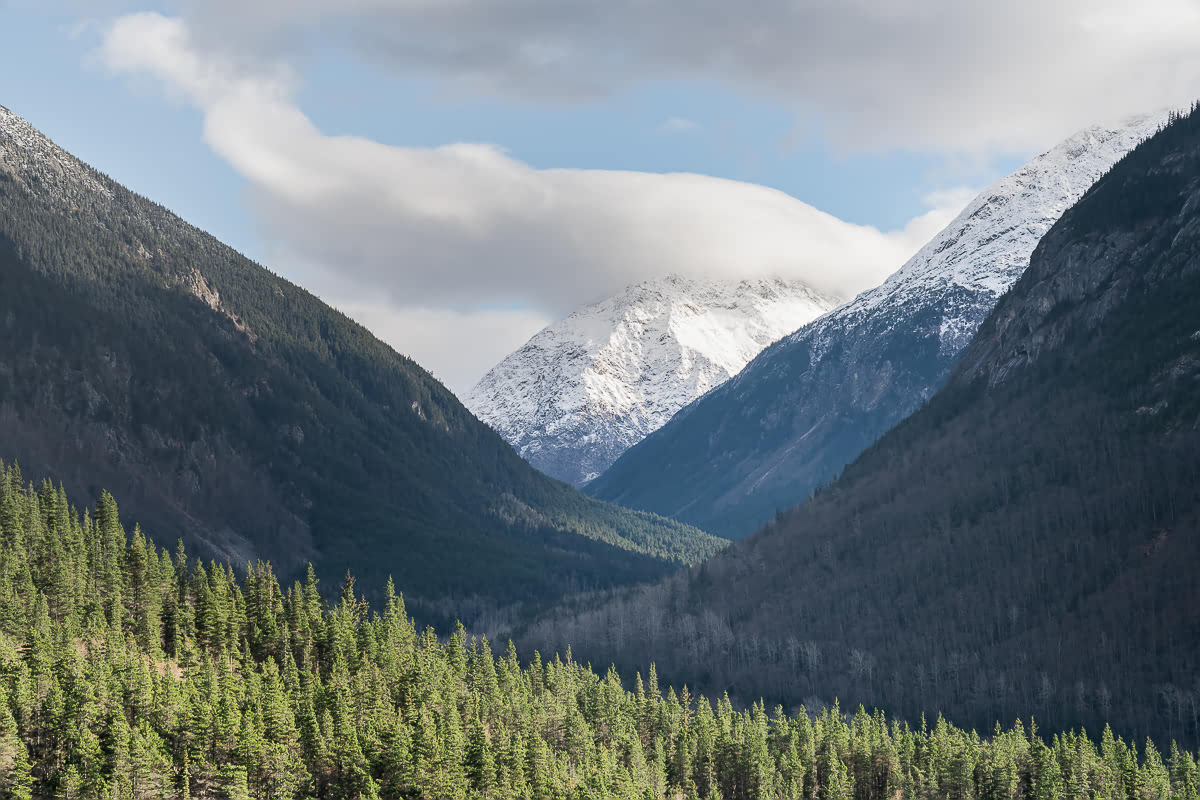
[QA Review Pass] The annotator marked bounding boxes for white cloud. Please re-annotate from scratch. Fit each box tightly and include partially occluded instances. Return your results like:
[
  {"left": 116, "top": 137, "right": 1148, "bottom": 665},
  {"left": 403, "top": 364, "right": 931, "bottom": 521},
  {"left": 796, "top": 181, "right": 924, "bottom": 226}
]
[
  {"left": 164, "top": 0, "right": 1200, "bottom": 155},
  {"left": 99, "top": 12, "right": 972, "bottom": 387},
  {"left": 906, "top": 187, "right": 983, "bottom": 240}
]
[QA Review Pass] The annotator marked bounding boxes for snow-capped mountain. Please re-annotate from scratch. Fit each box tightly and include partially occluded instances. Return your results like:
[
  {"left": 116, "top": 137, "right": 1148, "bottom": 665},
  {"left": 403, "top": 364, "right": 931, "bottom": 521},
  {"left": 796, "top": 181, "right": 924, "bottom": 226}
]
[
  {"left": 467, "top": 276, "right": 839, "bottom": 486},
  {"left": 587, "top": 111, "right": 1169, "bottom": 538}
]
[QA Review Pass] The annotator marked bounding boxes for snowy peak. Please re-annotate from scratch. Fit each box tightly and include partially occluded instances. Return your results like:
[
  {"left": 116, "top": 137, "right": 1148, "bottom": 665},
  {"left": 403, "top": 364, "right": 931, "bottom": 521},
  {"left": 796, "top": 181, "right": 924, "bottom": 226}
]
[
  {"left": 467, "top": 275, "right": 839, "bottom": 486},
  {"left": 763, "top": 112, "right": 1171, "bottom": 375},
  {"left": 831, "top": 113, "right": 1168, "bottom": 325}
]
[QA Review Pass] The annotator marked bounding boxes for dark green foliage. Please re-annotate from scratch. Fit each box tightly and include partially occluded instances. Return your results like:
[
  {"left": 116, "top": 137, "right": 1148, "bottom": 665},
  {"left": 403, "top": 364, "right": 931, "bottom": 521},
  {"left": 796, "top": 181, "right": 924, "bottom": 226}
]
[
  {"left": 0, "top": 105, "right": 724, "bottom": 622},
  {"left": 0, "top": 468, "right": 1195, "bottom": 799}
]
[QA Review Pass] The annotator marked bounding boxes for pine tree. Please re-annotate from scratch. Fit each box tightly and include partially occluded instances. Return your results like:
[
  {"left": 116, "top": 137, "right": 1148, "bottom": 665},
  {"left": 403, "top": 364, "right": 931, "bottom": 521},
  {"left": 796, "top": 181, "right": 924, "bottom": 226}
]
[
  {"left": 465, "top": 713, "right": 496, "bottom": 797},
  {"left": 0, "top": 687, "right": 33, "bottom": 800},
  {"left": 214, "top": 764, "right": 252, "bottom": 800}
]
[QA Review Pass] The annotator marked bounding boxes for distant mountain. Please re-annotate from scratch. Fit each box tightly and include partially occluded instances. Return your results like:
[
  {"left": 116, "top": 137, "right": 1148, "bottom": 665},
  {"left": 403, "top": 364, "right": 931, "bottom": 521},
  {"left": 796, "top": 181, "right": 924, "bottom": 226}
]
[
  {"left": 529, "top": 105, "right": 1200, "bottom": 745},
  {"left": 467, "top": 275, "right": 837, "bottom": 486},
  {"left": 587, "top": 112, "right": 1167, "bottom": 538},
  {"left": 0, "top": 103, "right": 724, "bottom": 618}
]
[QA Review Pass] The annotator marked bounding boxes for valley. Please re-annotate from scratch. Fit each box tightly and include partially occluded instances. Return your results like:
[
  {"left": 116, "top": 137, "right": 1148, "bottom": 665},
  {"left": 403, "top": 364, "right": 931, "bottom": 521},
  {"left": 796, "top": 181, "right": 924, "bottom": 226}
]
[{"left": 0, "top": 7, "right": 1198, "bottom": 796}]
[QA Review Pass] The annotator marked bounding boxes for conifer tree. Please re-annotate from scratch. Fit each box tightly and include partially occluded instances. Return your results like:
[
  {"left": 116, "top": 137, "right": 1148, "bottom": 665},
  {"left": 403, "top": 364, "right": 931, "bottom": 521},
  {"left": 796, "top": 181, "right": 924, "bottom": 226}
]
[{"left": 466, "top": 713, "right": 496, "bottom": 796}]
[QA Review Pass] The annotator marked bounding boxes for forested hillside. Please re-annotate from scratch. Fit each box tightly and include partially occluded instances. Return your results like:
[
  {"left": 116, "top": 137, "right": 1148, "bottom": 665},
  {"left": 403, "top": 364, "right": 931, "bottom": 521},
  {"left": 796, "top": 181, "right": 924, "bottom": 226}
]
[
  {"left": 0, "top": 463, "right": 1197, "bottom": 800},
  {"left": 527, "top": 106, "right": 1200, "bottom": 747},
  {"left": 0, "top": 104, "right": 723, "bottom": 621}
]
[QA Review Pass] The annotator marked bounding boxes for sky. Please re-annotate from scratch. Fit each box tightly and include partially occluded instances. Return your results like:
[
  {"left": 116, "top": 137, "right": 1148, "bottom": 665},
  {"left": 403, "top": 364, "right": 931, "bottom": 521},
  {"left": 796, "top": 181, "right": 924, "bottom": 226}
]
[{"left": 3, "top": 1, "right": 1200, "bottom": 395}]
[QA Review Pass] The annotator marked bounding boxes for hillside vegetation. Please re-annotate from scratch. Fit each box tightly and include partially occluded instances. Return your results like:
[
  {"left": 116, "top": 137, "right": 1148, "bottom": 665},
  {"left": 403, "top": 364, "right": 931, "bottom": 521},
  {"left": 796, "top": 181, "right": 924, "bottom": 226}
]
[{"left": 0, "top": 464, "right": 1197, "bottom": 799}]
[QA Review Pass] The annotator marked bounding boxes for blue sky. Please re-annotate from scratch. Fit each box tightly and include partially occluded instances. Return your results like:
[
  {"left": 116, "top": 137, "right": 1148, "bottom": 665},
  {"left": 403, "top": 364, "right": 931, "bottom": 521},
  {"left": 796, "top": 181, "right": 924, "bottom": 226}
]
[{"left": 3, "top": 0, "right": 1196, "bottom": 392}]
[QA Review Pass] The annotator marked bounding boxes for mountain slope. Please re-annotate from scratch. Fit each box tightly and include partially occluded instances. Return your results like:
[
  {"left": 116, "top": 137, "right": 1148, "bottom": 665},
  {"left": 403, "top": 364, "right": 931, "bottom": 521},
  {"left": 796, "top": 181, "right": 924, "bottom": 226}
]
[
  {"left": 588, "top": 113, "right": 1166, "bottom": 538},
  {"left": 528, "top": 106, "right": 1200, "bottom": 745},
  {"left": 467, "top": 276, "right": 838, "bottom": 486},
  {"left": 0, "top": 103, "right": 724, "bottom": 616}
]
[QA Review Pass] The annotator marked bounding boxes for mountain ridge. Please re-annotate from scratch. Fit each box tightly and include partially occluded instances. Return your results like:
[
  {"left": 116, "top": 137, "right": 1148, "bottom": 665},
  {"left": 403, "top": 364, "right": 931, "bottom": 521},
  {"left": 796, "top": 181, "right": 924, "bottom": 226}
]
[
  {"left": 587, "top": 111, "right": 1168, "bottom": 538},
  {"left": 0, "top": 102, "right": 725, "bottom": 618}
]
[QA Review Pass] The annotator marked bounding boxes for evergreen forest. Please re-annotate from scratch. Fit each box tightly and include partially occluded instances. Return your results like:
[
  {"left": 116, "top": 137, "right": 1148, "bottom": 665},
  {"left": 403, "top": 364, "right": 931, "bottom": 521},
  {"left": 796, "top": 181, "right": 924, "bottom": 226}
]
[{"left": 0, "top": 462, "right": 1197, "bottom": 800}]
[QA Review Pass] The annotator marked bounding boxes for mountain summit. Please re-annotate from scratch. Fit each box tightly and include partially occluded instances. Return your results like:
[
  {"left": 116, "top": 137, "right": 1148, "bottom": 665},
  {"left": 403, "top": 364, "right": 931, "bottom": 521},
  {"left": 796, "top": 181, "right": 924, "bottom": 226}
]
[
  {"left": 587, "top": 112, "right": 1167, "bottom": 537},
  {"left": 467, "top": 275, "right": 838, "bottom": 486}
]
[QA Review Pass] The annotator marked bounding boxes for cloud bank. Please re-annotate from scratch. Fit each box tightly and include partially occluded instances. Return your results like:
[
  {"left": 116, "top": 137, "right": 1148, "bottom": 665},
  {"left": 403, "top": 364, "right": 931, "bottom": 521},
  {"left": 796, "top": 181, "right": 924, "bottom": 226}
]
[
  {"left": 99, "top": 12, "right": 971, "bottom": 392},
  {"left": 171, "top": 0, "right": 1200, "bottom": 154}
]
